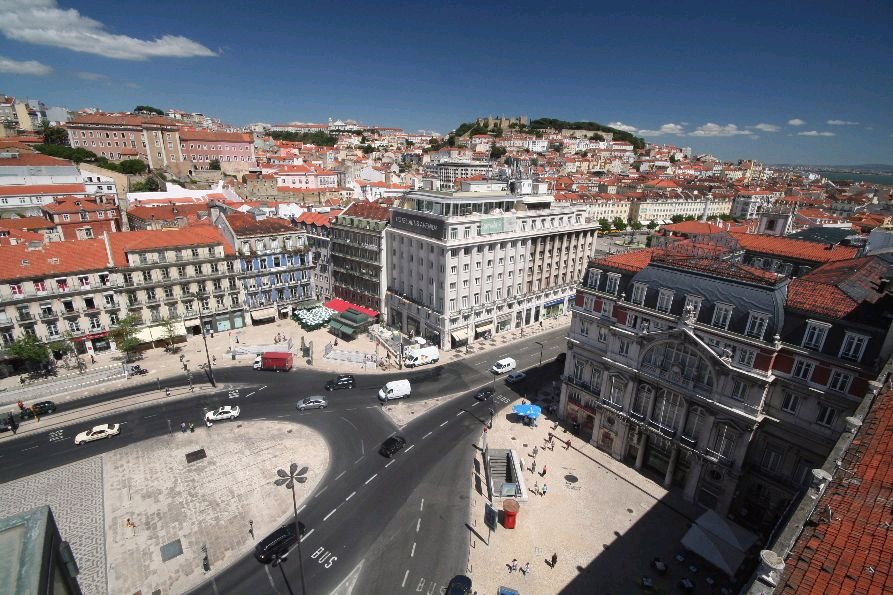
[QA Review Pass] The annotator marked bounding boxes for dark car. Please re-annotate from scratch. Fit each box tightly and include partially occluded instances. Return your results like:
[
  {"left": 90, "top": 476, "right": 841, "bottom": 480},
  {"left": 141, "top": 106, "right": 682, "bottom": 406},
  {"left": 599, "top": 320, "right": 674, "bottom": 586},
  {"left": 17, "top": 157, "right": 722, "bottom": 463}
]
[
  {"left": 254, "top": 524, "right": 298, "bottom": 564},
  {"left": 446, "top": 575, "right": 472, "bottom": 595},
  {"left": 325, "top": 375, "right": 355, "bottom": 391},
  {"left": 0, "top": 414, "right": 18, "bottom": 433},
  {"left": 474, "top": 387, "right": 494, "bottom": 401},
  {"left": 19, "top": 401, "right": 57, "bottom": 420},
  {"left": 379, "top": 435, "right": 407, "bottom": 458}
]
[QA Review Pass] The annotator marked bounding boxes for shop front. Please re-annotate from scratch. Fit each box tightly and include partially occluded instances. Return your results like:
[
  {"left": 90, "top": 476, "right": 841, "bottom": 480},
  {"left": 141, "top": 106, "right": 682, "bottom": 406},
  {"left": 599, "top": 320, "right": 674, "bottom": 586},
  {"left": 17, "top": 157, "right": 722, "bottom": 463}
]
[
  {"left": 474, "top": 322, "right": 493, "bottom": 340},
  {"left": 496, "top": 314, "right": 512, "bottom": 333},
  {"left": 450, "top": 327, "right": 469, "bottom": 349},
  {"left": 542, "top": 297, "right": 567, "bottom": 318}
]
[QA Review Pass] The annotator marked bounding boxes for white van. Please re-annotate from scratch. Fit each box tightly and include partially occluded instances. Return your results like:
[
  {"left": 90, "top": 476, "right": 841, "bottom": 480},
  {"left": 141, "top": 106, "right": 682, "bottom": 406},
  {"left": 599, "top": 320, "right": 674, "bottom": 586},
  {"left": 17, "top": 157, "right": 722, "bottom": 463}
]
[
  {"left": 490, "top": 357, "right": 517, "bottom": 374},
  {"left": 378, "top": 379, "right": 412, "bottom": 401},
  {"left": 404, "top": 346, "right": 439, "bottom": 367}
]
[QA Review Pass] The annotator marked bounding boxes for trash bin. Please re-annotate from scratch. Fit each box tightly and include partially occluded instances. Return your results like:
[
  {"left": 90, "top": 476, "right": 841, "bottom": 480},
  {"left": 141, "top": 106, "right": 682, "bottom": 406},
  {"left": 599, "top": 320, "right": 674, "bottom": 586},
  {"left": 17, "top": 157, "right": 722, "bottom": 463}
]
[{"left": 503, "top": 499, "right": 520, "bottom": 529}]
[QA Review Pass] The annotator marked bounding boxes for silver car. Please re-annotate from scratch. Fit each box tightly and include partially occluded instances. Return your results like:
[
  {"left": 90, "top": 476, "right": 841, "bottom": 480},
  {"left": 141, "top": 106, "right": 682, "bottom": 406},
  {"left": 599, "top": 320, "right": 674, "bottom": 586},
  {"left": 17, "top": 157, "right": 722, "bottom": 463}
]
[{"left": 297, "top": 396, "right": 328, "bottom": 411}]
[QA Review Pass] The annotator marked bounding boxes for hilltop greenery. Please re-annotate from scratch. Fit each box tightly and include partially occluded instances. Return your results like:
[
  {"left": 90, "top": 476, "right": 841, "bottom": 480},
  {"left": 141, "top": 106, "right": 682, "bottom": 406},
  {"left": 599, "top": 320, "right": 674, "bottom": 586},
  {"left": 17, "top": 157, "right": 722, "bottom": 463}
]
[
  {"left": 134, "top": 105, "right": 164, "bottom": 116},
  {"left": 528, "top": 118, "right": 645, "bottom": 149},
  {"left": 33, "top": 144, "right": 147, "bottom": 174},
  {"left": 269, "top": 130, "right": 339, "bottom": 146}
]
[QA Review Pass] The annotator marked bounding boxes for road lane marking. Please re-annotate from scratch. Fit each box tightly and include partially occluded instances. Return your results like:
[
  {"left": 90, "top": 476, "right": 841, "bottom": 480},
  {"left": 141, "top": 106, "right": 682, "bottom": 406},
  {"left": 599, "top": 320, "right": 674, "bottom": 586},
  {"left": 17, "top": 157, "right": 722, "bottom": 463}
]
[
  {"left": 300, "top": 528, "right": 314, "bottom": 542},
  {"left": 315, "top": 486, "right": 328, "bottom": 498},
  {"left": 365, "top": 473, "right": 378, "bottom": 485},
  {"left": 416, "top": 518, "right": 421, "bottom": 532},
  {"left": 471, "top": 401, "right": 479, "bottom": 406},
  {"left": 345, "top": 491, "right": 356, "bottom": 501},
  {"left": 21, "top": 446, "right": 39, "bottom": 451},
  {"left": 439, "top": 421, "right": 448, "bottom": 427},
  {"left": 402, "top": 570, "right": 409, "bottom": 588},
  {"left": 423, "top": 431, "right": 432, "bottom": 439},
  {"left": 405, "top": 445, "right": 414, "bottom": 453},
  {"left": 420, "top": 499, "right": 424, "bottom": 511},
  {"left": 455, "top": 411, "right": 463, "bottom": 417},
  {"left": 324, "top": 508, "right": 337, "bottom": 521},
  {"left": 257, "top": 385, "right": 267, "bottom": 392},
  {"left": 361, "top": 440, "right": 365, "bottom": 456},
  {"left": 143, "top": 414, "right": 157, "bottom": 418},
  {"left": 297, "top": 504, "right": 306, "bottom": 514},
  {"left": 335, "top": 470, "right": 346, "bottom": 481},
  {"left": 411, "top": 542, "right": 416, "bottom": 557},
  {"left": 385, "top": 459, "right": 395, "bottom": 468},
  {"left": 340, "top": 416, "right": 359, "bottom": 431},
  {"left": 354, "top": 455, "right": 364, "bottom": 465},
  {"left": 245, "top": 391, "right": 256, "bottom": 398}
]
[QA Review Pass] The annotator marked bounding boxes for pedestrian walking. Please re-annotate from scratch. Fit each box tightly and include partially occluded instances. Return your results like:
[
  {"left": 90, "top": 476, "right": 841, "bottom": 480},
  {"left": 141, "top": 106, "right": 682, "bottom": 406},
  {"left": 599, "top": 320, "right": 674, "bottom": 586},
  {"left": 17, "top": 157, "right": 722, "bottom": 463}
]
[
  {"left": 183, "top": 363, "right": 188, "bottom": 372},
  {"left": 206, "top": 419, "right": 213, "bottom": 429},
  {"left": 165, "top": 388, "right": 171, "bottom": 397},
  {"left": 17, "top": 400, "right": 24, "bottom": 411},
  {"left": 90, "top": 354, "right": 95, "bottom": 364},
  {"left": 542, "top": 483, "right": 548, "bottom": 496},
  {"left": 533, "top": 481, "right": 540, "bottom": 496},
  {"left": 523, "top": 562, "right": 531, "bottom": 576},
  {"left": 551, "top": 552, "right": 558, "bottom": 568},
  {"left": 510, "top": 558, "right": 518, "bottom": 573},
  {"left": 541, "top": 465, "right": 547, "bottom": 477},
  {"left": 532, "top": 446, "right": 539, "bottom": 458},
  {"left": 531, "top": 460, "right": 537, "bottom": 474},
  {"left": 212, "top": 355, "right": 216, "bottom": 364},
  {"left": 565, "top": 438, "right": 572, "bottom": 451},
  {"left": 249, "top": 520, "right": 254, "bottom": 538},
  {"left": 189, "top": 422, "right": 195, "bottom": 433}
]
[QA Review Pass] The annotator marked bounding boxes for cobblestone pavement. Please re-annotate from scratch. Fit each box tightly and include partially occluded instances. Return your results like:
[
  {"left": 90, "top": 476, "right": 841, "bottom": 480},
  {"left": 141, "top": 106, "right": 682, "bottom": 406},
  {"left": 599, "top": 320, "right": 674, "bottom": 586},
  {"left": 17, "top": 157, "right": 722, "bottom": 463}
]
[{"left": 0, "top": 457, "right": 108, "bottom": 595}]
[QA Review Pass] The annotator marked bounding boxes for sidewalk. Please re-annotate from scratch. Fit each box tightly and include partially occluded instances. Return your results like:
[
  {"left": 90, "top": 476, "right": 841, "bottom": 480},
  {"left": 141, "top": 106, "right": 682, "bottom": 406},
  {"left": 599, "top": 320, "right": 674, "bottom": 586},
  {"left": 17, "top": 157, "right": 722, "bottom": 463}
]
[
  {"left": 465, "top": 385, "right": 732, "bottom": 594},
  {"left": 1, "top": 313, "right": 573, "bottom": 408}
]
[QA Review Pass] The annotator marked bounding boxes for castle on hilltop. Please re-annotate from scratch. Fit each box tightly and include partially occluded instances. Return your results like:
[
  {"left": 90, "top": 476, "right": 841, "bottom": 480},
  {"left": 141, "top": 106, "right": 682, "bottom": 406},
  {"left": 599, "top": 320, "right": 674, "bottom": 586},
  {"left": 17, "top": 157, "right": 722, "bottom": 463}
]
[{"left": 475, "top": 115, "right": 529, "bottom": 129}]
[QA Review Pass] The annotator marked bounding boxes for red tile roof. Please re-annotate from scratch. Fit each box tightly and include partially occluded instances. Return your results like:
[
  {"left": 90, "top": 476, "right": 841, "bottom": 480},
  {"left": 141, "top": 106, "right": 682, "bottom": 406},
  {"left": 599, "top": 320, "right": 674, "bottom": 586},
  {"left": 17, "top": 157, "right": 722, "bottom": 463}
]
[
  {"left": 225, "top": 212, "right": 295, "bottom": 235},
  {"left": 730, "top": 232, "right": 859, "bottom": 263},
  {"left": 341, "top": 202, "right": 390, "bottom": 222},
  {"left": 661, "top": 221, "right": 726, "bottom": 235},
  {"left": 43, "top": 197, "right": 115, "bottom": 213},
  {"left": 591, "top": 248, "right": 654, "bottom": 273},
  {"left": 67, "top": 113, "right": 178, "bottom": 127},
  {"left": 0, "top": 152, "right": 73, "bottom": 167},
  {"left": 0, "top": 216, "right": 56, "bottom": 231},
  {"left": 0, "top": 184, "right": 88, "bottom": 197},
  {"left": 786, "top": 257, "right": 889, "bottom": 318},
  {"left": 296, "top": 211, "right": 334, "bottom": 227},
  {"left": 775, "top": 389, "right": 893, "bottom": 594},
  {"left": 178, "top": 128, "right": 252, "bottom": 142},
  {"left": 127, "top": 204, "right": 209, "bottom": 221},
  {"left": 0, "top": 238, "right": 110, "bottom": 282},
  {"left": 105, "top": 225, "right": 234, "bottom": 265}
]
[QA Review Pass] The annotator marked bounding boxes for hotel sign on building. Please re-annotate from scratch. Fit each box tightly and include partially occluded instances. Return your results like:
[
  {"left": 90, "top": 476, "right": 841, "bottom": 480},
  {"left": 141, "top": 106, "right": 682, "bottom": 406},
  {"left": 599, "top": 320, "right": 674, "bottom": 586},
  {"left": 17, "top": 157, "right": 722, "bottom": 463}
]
[{"left": 390, "top": 212, "right": 445, "bottom": 239}]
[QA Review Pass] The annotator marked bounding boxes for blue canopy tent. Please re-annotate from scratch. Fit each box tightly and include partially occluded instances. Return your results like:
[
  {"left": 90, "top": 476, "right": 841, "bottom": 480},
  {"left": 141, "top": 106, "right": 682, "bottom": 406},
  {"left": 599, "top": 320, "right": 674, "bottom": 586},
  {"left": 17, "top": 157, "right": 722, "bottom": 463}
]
[{"left": 512, "top": 404, "right": 542, "bottom": 419}]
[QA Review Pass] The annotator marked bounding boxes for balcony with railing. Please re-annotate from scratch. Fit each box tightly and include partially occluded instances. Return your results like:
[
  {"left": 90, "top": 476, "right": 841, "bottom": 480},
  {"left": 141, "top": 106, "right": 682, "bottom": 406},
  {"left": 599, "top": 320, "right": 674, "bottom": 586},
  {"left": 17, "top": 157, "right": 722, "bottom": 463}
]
[
  {"left": 16, "top": 312, "right": 35, "bottom": 322},
  {"left": 38, "top": 310, "right": 58, "bottom": 320}
]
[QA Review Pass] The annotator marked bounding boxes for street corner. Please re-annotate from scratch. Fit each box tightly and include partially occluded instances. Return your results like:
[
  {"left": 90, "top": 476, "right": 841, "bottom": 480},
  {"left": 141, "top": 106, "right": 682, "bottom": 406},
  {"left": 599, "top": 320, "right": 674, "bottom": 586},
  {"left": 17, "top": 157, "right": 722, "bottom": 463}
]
[{"left": 102, "top": 419, "right": 331, "bottom": 595}]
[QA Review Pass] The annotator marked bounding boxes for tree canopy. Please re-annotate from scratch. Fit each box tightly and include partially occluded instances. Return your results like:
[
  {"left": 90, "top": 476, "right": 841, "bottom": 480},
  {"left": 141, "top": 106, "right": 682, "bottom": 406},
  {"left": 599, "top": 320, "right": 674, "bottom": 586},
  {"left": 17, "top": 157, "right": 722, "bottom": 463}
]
[
  {"left": 33, "top": 144, "right": 147, "bottom": 174},
  {"left": 39, "top": 120, "right": 69, "bottom": 146},
  {"left": 8, "top": 334, "right": 50, "bottom": 368},
  {"left": 209, "top": 159, "right": 221, "bottom": 170},
  {"left": 612, "top": 217, "right": 628, "bottom": 231},
  {"left": 489, "top": 146, "right": 507, "bottom": 160},
  {"left": 269, "top": 130, "right": 338, "bottom": 146},
  {"left": 110, "top": 314, "right": 142, "bottom": 361},
  {"left": 528, "top": 118, "right": 645, "bottom": 150},
  {"left": 134, "top": 105, "right": 164, "bottom": 116}
]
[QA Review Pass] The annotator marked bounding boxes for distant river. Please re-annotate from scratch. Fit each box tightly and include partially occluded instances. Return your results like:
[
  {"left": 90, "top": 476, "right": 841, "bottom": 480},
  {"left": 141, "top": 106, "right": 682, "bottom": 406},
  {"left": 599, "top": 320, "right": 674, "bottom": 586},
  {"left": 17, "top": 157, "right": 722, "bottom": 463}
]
[{"left": 819, "top": 171, "right": 893, "bottom": 185}]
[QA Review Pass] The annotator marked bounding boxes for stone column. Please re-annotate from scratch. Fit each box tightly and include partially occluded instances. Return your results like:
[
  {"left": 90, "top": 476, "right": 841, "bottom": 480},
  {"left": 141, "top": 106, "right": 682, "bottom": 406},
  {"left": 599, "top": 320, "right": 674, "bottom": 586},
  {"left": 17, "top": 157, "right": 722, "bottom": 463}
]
[
  {"left": 683, "top": 457, "right": 702, "bottom": 502},
  {"left": 635, "top": 433, "right": 648, "bottom": 470},
  {"left": 664, "top": 445, "right": 679, "bottom": 487},
  {"left": 613, "top": 418, "right": 628, "bottom": 460}
]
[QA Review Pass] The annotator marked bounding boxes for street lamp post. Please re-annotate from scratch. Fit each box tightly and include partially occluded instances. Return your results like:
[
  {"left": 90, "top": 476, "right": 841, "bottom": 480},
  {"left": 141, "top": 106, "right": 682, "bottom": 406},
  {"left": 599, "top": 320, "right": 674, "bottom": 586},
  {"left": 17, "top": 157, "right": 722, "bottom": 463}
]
[
  {"left": 274, "top": 463, "right": 308, "bottom": 595},
  {"left": 189, "top": 295, "right": 216, "bottom": 387},
  {"left": 535, "top": 341, "right": 544, "bottom": 368}
]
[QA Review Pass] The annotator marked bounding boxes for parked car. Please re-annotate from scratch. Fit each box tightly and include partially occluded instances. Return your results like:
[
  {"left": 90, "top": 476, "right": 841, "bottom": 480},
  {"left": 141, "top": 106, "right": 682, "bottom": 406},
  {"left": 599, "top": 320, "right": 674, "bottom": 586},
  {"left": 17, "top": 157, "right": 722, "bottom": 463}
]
[
  {"left": 474, "top": 388, "right": 494, "bottom": 401},
  {"left": 506, "top": 371, "right": 527, "bottom": 384},
  {"left": 0, "top": 415, "right": 18, "bottom": 433},
  {"left": 446, "top": 575, "right": 473, "bottom": 595},
  {"left": 325, "top": 375, "right": 355, "bottom": 391},
  {"left": 74, "top": 423, "right": 120, "bottom": 445},
  {"left": 254, "top": 524, "right": 299, "bottom": 564},
  {"left": 127, "top": 364, "right": 149, "bottom": 376},
  {"left": 379, "top": 435, "right": 407, "bottom": 458},
  {"left": 19, "top": 401, "right": 57, "bottom": 420},
  {"left": 297, "top": 397, "right": 328, "bottom": 411},
  {"left": 205, "top": 405, "right": 240, "bottom": 422}
]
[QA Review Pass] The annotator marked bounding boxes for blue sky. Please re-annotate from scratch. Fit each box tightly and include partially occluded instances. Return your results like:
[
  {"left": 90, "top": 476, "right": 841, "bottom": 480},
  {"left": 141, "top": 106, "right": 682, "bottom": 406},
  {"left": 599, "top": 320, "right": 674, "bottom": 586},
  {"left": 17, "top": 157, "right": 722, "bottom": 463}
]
[{"left": 1, "top": 0, "right": 891, "bottom": 165}]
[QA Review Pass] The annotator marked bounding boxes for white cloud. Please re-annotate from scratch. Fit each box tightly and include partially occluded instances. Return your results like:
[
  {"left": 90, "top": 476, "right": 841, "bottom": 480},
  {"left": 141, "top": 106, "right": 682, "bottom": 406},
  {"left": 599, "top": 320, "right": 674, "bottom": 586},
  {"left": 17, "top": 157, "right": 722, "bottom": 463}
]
[
  {"left": 797, "top": 130, "right": 835, "bottom": 137},
  {"left": 0, "top": 55, "right": 52, "bottom": 75},
  {"left": 753, "top": 123, "right": 780, "bottom": 132},
  {"left": 788, "top": 118, "right": 806, "bottom": 126},
  {"left": 637, "top": 123, "right": 685, "bottom": 137},
  {"left": 689, "top": 123, "right": 754, "bottom": 137},
  {"left": 76, "top": 71, "right": 107, "bottom": 81},
  {"left": 607, "top": 121, "right": 639, "bottom": 133},
  {"left": 123, "top": 82, "right": 141, "bottom": 89},
  {"left": 827, "top": 119, "right": 859, "bottom": 125},
  {"left": 0, "top": 0, "right": 217, "bottom": 60}
]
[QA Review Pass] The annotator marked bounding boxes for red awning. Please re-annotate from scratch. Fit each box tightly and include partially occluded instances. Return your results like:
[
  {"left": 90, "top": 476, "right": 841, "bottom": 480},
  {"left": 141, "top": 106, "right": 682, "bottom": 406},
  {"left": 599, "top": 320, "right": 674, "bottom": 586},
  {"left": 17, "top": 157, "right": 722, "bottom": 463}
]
[{"left": 324, "top": 298, "right": 379, "bottom": 318}]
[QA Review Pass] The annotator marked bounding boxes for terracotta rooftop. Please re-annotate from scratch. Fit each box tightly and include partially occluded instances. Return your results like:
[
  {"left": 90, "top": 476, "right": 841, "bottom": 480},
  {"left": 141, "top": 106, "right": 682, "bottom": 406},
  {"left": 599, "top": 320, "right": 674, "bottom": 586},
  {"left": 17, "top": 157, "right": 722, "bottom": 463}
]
[
  {"left": 786, "top": 256, "right": 890, "bottom": 318},
  {"left": 106, "top": 226, "right": 234, "bottom": 265},
  {"left": 340, "top": 201, "right": 390, "bottom": 222},
  {"left": 43, "top": 197, "right": 116, "bottom": 214},
  {"left": 295, "top": 212, "right": 334, "bottom": 227},
  {"left": 0, "top": 216, "right": 56, "bottom": 231},
  {"left": 661, "top": 221, "right": 726, "bottom": 235},
  {"left": 775, "top": 389, "right": 893, "bottom": 594},
  {"left": 591, "top": 248, "right": 654, "bottom": 273},
  {"left": 225, "top": 212, "right": 295, "bottom": 235},
  {"left": 127, "top": 204, "right": 209, "bottom": 221},
  {"left": 0, "top": 238, "right": 110, "bottom": 282},
  {"left": 0, "top": 152, "right": 73, "bottom": 167},
  {"left": 730, "top": 232, "right": 859, "bottom": 263},
  {"left": 0, "top": 184, "right": 87, "bottom": 197},
  {"left": 178, "top": 128, "right": 252, "bottom": 142}
]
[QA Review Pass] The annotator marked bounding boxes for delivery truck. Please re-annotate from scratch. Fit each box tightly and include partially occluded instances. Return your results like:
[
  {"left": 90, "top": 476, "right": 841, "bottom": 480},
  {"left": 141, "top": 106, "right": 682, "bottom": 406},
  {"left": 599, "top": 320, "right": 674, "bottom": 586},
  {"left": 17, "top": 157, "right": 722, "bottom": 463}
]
[
  {"left": 253, "top": 352, "right": 294, "bottom": 371},
  {"left": 403, "top": 345, "right": 440, "bottom": 367}
]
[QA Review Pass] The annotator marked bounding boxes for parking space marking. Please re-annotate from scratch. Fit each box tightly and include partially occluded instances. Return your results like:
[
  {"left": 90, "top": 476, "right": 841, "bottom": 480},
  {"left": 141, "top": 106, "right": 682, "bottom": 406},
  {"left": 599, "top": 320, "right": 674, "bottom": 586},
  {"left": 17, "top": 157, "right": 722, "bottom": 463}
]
[
  {"left": 315, "top": 486, "right": 327, "bottom": 498},
  {"left": 354, "top": 455, "right": 364, "bottom": 465},
  {"left": 455, "top": 411, "right": 463, "bottom": 417}
]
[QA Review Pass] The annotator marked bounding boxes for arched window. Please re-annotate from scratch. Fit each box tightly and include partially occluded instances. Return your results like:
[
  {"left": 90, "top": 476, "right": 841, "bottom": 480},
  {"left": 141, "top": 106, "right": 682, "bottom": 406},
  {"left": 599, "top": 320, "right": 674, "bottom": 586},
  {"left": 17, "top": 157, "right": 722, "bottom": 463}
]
[
  {"left": 632, "top": 383, "right": 654, "bottom": 417},
  {"left": 682, "top": 406, "right": 705, "bottom": 443},
  {"left": 652, "top": 390, "right": 684, "bottom": 433},
  {"left": 708, "top": 423, "right": 738, "bottom": 460},
  {"left": 640, "top": 342, "right": 715, "bottom": 389}
]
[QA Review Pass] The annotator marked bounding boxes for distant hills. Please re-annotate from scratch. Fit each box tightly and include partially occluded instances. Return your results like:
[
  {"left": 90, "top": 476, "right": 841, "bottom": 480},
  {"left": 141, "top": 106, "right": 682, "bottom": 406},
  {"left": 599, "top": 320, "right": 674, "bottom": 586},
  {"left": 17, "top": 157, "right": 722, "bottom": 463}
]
[{"left": 774, "top": 163, "right": 893, "bottom": 172}]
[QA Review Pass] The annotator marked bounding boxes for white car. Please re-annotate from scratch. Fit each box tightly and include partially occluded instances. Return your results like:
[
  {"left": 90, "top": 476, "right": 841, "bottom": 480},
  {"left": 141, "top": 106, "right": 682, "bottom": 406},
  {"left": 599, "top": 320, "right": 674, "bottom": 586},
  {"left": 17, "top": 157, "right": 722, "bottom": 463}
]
[
  {"left": 297, "top": 397, "right": 328, "bottom": 411},
  {"left": 506, "top": 371, "right": 527, "bottom": 384},
  {"left": 205, "top": 405, "right": 241, "bottom": 422},
  {"left": 74, "top": 423, "right": 120, "bottom": 445}
]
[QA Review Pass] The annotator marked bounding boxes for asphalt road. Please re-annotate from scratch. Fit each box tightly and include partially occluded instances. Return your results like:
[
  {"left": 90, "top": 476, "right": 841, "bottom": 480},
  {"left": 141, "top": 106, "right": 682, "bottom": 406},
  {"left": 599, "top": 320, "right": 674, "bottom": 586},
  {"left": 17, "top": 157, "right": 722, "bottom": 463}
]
[{"left": 0, "top": 327, "right": 568, "bottom": 594}]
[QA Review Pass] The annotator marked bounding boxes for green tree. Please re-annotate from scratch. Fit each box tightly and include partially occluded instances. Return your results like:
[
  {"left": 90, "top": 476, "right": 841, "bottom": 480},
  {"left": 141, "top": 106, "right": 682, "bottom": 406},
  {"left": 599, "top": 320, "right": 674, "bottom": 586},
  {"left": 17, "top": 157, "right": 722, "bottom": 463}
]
[
  {"left": 669, "top": 154, "right": 678, "bottom": 164},
  {"left": 38, "top": 120, "right": 69, "bottom": 145},
  {"left": 8, "top": 334, "right": 50, "bottom": 369},
  {"left": 670, "top": 214, "right": 685, "bottom": 224},
  {"left": 684, "top": 215, "right": 697, "bottom": 221},
  {"left": 118, "top": 159, "right": 148, "bottom": 174},
  {"left": 110, "top": 314, "right": 142, "bottom": 362},
  {"left": 631, "top": 221, "right": 643, "bottom": 231},
  {"left": 209, "top": 159, "right": 221, "bottom": 171},
  {"left": 646, "top": 220, "right": 658, "bottom": 230},
  {"left": 446, "top": 135, "right": 456, "bottom": 147},
  {"left": 131, "top": 176, "right": 162, "bottom": 192},
  {"left": 159, "top": 317, "right": 182, "bottom": 351},
  {"left": 34, "top": 143, "right": 96, "bottom": 163},
  {"left": 598, "top": 218, "right": 612, "bottom": 232},
  {"left": 361, "top": 144, "right": 375, "bottom": 155},
  {"left": 269, "top": 130, "right": 338, "bottom": 146},
  {"left": 612, "top": 217, "right": 628, "bottom": 231},
  {"left": 490, "top": 146, "right": 507, "bottom": 160},
  {"left": 134, "top": 105, "right": 164, "bottom": 116}
]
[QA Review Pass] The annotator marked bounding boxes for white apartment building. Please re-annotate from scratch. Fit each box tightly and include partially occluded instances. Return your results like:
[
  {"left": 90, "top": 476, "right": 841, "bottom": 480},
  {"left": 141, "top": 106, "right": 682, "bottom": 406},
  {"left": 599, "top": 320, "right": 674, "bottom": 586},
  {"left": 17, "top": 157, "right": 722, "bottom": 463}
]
[
  {"left": 731, "top": 190, "right": 777, "bottom": 219},
  {"left": 385, "top": 185, "right": 598, "bottom": 350},
  {"left": 430, "top": 161, "right": 492, "bottom": 190},
  {"left": 630, "top": 192, "right": 733, "bottom": 225}
]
